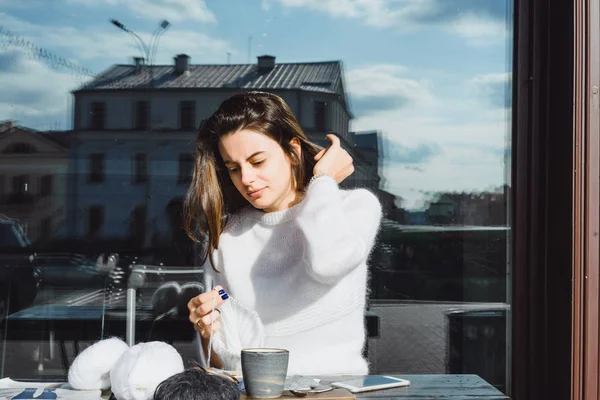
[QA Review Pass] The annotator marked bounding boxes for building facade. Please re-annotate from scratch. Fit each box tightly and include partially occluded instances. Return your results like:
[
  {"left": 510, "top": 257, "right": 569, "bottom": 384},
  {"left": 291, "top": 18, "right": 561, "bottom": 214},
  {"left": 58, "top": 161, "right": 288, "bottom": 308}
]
[
  {"left": 0, "top": 121, "right": 70, "bottom": 243},
  {"left": 68, "top": 55, "right": 381, "bottom": 249}
]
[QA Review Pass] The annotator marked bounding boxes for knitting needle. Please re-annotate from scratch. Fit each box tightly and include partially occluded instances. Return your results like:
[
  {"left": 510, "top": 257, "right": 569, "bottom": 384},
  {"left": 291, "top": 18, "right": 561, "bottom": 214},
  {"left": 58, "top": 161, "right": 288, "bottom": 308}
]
[{"left": 195, "top": 278, "right": 214, "bottom": 368}]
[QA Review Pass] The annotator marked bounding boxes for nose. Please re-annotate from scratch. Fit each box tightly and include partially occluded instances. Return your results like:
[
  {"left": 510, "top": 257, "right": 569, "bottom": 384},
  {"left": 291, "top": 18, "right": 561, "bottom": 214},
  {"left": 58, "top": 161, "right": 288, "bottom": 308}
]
[{"left": 240, "top": 165, "right": 256, "bottom": 187}]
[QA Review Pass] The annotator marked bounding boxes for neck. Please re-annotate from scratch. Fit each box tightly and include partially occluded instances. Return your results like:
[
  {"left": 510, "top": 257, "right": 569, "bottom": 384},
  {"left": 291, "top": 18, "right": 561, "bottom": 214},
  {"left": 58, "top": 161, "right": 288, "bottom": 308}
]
[{"left": 263, "top": 188, "right": 304, "bottom": 213}]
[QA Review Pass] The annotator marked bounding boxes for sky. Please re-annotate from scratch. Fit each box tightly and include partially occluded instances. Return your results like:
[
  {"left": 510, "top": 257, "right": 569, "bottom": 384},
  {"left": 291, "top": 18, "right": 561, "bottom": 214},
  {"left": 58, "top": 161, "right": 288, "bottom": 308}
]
[{"left": 0, "top": 0, "right": 513, "bottom": 210}]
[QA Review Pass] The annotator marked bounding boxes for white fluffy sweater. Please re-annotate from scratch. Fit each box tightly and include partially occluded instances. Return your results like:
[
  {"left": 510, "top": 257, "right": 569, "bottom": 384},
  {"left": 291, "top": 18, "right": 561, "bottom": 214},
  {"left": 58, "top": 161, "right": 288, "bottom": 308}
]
[{"left": 203, "top": 176, "right": 382, "bottom": 376}]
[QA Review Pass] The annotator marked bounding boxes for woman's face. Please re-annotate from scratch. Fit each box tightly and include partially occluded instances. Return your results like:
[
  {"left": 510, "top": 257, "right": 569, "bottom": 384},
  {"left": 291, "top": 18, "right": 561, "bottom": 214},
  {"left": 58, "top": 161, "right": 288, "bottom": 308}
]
[{"left": 218, "top": 129, "right": 302, "bottom": 213}]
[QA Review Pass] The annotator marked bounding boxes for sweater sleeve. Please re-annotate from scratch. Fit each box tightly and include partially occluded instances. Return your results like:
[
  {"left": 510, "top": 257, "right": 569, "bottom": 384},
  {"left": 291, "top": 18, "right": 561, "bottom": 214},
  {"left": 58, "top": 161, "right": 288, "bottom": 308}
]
[{"left": 296, "top": 176, "right": 383, "bottom": 284}]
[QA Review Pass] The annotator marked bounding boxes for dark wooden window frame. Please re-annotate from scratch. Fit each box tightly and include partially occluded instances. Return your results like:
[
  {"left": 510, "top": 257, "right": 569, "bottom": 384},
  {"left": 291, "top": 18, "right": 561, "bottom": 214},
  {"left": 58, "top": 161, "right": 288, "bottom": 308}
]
[
  {"left": 511, "top": 0, "right": 599, "bottom": 399},
  {"left": 572, "top": 0, "right": 599, "bottom": 399}
]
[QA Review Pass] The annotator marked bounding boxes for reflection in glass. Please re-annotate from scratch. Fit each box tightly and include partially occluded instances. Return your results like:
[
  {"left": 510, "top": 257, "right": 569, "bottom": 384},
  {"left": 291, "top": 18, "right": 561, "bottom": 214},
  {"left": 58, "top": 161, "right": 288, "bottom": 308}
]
[{"left": 0, "top": 0, "right": 512, "bottom": 395}]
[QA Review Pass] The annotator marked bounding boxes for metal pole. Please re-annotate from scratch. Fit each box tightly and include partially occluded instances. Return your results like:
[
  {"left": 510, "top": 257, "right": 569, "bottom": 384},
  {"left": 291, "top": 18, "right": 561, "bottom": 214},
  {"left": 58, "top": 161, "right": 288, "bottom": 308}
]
[{"left": 126, "top": 287, "right": 136, "bottom": 346}]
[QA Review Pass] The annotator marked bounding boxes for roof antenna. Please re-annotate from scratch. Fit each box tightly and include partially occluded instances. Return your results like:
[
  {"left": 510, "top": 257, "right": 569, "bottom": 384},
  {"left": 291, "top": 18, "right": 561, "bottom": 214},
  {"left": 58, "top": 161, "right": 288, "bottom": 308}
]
[{"left": 247, "top": 36, "right": 252, "bottom": 64}]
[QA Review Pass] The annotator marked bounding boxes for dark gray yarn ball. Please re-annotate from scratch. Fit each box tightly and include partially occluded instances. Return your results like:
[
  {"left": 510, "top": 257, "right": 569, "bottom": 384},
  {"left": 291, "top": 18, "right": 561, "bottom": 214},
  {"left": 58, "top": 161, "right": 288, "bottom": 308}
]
[{"left": 154, "top": 368, "right": 240, "bottom": 400}]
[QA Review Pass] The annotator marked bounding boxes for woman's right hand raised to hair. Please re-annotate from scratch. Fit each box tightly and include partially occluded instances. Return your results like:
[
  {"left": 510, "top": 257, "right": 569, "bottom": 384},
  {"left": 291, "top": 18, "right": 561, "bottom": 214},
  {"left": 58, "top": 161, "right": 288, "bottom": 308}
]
[
  {"left": 313, "top": 133, "right": 354, "bottom": 184},
  {"left": 188, "top": 286, "right": 229, "bottom": 340}
]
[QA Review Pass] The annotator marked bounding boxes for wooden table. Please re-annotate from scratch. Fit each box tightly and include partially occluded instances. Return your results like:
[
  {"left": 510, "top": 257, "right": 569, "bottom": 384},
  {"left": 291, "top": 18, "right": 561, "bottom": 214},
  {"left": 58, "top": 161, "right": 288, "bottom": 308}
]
[
  {"left": 16, "top": 374, "right": 508, "bottom": 399},
  {"left": 326, "top": 375, "right": 507, "bottom": 399},
  {"left": 239, "top": 375, "right": 509, "bottom": 400}
]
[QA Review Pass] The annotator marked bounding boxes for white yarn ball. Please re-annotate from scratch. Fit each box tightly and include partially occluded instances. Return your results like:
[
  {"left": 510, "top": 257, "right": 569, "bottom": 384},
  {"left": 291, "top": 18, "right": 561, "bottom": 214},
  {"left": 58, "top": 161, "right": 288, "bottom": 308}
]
[
  {"left": 110, "top": 341, "right": 184, "bottom": 400},
  {"left": 68, "top": 337, "right": 129, "bottom": 390}
]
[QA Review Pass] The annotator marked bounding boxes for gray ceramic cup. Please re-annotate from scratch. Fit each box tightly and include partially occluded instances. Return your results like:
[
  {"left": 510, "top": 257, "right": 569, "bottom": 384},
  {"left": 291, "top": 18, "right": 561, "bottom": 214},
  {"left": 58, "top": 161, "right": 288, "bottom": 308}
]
[{"left": 241, "top": 348, "right": 289, "bottom": 398}]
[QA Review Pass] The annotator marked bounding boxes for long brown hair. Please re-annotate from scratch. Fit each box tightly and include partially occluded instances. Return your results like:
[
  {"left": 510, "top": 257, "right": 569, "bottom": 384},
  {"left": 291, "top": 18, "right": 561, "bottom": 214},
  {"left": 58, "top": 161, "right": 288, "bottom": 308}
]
[{"left": 184, "top": 91, "right": 322, "bottom": 271}]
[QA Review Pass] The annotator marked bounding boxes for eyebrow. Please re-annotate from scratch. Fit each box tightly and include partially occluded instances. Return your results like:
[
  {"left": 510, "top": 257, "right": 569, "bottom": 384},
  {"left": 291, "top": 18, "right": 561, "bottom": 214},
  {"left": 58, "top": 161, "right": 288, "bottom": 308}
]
[{"left": 222, "top": 151, "right": 266, "bottom": 165}]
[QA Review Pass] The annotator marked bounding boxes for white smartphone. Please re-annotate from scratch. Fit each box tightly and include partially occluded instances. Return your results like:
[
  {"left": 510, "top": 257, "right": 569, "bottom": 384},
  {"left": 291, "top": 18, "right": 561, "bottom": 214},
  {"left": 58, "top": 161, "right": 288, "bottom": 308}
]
[{"left": 331, "top": 375, "right": 410, "bottom": 393}]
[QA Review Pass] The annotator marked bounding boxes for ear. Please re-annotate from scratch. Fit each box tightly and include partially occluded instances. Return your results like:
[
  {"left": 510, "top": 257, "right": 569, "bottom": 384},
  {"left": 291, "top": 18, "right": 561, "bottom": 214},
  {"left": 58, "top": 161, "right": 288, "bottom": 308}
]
[{"left": 289, "top": 138, "right": 302, "bottom": 165}]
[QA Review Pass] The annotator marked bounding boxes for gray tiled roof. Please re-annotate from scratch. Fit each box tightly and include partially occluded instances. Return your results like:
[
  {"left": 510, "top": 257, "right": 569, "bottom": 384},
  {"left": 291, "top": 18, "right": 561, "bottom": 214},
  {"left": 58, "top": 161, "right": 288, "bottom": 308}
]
[
  {"left": 77, "top": 61, "right": 343, "bottom": 93},
  {"left": 0, "top": 125, "right": 71, "bottom": 148}
]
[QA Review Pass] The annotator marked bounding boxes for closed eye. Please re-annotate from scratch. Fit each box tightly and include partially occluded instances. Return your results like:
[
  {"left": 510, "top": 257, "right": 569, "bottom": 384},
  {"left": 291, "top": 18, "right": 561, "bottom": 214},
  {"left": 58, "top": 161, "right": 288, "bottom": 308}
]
[{"left": 226, "top": 159, "right": 264, "bottom": 173}]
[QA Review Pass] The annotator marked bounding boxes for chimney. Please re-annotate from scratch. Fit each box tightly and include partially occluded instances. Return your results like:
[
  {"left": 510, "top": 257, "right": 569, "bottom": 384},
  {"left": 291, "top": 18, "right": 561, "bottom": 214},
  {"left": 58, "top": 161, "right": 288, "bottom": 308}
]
[
  {"left": 133, "top": 57, "right": 145, "bottom": 73},
  {"left": 257, "top": 55, "right": 275, "bottom": 72},
  {"left": 174, "top": 54, "right": 190, "bottom": 74}
]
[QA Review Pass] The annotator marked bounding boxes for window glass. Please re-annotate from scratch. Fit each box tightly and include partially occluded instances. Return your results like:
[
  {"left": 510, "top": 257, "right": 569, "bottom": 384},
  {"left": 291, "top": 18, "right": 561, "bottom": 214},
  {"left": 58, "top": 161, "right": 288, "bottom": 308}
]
[
  {"left": 135, "top": 101, "right": 150, "bottom": 131},
  {"left": 180, "top": 101, "right": 196, "bottom": 130},
  {"left": 88, "top": 153, "right": 105, "bottom": 183},
  {"left": 133, "top": 153, "right": 148, "bottom": 183},
  {"left": 90, "top": 102, "right": 106, "bottom": 130},
  {"left": 178, "top": 153, "right": 194, "bottom": 184},
  {"left": 0, "top": 1, "right": 513, "bottom": 396}
]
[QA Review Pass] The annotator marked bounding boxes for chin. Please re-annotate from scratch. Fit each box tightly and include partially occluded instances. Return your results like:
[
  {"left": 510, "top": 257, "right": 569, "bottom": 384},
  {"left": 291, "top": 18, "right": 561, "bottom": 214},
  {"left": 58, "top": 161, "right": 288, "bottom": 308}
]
[{"left": 247, "top": 196, "right": 273, "bottom": 211}]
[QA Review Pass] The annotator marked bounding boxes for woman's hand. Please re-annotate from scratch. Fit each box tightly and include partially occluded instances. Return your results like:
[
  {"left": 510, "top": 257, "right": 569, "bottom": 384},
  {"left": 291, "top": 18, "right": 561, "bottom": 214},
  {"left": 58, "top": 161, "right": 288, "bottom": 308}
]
[
  {"left": 313, "top": 134, "right": 354, "bottom": 183},
  {"left": 188, "top": 286, "right": 228, "bottom": 340}
]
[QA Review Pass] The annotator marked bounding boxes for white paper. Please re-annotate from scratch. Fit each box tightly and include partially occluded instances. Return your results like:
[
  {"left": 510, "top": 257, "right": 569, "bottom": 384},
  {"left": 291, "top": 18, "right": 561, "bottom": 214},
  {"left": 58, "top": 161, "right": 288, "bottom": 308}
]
[{"left": 0, "top": 378, "right": 103, "bottom": 399}]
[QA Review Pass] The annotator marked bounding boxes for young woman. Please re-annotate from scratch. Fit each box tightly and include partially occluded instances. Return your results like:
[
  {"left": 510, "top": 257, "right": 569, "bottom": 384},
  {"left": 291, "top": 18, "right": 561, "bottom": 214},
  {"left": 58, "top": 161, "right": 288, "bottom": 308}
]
[{"left": 185, "top": 91, "right": 382, "bottom": 376}]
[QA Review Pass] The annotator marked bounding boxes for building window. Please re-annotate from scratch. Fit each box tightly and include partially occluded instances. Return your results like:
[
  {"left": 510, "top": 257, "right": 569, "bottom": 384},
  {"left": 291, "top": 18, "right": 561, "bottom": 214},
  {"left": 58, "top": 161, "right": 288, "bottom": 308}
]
[
  {"left": 133, "top": 153, "right": 148, "bottom": 183},
  {"left": 40, "top": 217, "right": 52, "bottom": 241},
  {"left": 180, "top": 101, "right": 196, "bottom": 130},
  {"left": 40, "top": 175, "right": 53, "bottom": 197},
  {"left": 89, "top": 101, "right": 106, "bottom": 130},
  {"left": 129, "top": 204, "right": 147, "bottom": 249},
  {"left": 314, "top": 101, "right": 327, "bottom": 132},
  {"left": 87, "top": 205, "right": 104, "bottom": 236},
  {"left": 178, "top": 153, "right": 194, "bottom": 183},
  {"left": 2, "top": 142, "right": 37, "bottom": 153},
  {"left": 135, "top": 101, "right": 150, "bottom": 130},
  {"left": 12, "top": 175, "right": 29, "bottom": 194},
  {"left": 88, "top": 153, "right": 105, "bottom": 183}
]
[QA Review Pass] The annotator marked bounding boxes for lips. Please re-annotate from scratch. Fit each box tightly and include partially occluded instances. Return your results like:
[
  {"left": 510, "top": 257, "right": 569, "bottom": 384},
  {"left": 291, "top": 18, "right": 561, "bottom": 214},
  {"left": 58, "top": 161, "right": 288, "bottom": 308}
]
[{"left": 247, "top": 187, "right": 266, "bottom": 198}]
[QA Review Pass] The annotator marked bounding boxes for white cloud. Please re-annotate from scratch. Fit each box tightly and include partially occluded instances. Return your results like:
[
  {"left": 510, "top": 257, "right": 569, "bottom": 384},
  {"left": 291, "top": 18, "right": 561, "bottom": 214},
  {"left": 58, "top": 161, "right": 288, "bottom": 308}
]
[
  {"left": 449, "top": 14, "right": 509, "bottom": 46},
  {"left": 264, "top": 0, "right": 509, "bottom": 46},
  {"left": 46, "top": 28, "right": 231, "bottom": 64},
  {"left": 265, "top": 0, "right": 418, "bottom": 29},
  {"left": 468, "top": 72, "right": 512, "bottom": 109},
  {"left": 66, "top": 0, "right": 216, "bottom": 23},
  {"left": 382, "top": 148, "right": 508, "bottom": 208},
  {"left": 363, "top": 112, "right": 509, "bottom": 208},
  {"left": 347, "top": 64, "right": 510, "bottom": 208},
  {"left": 469, "top": 72, "right": 511, "bottom": 90},
  {"left": 346, "top": 64, "right": 435, "bottom": 115},
  {"left": 0, "top": 13, "right": 232, "bottom": 67},
  {"left": 354, "top": 108, "right": 507, "bottom": 153},
  {"left": 0, "top": 50, "right": 79, "bottom": 129}
]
